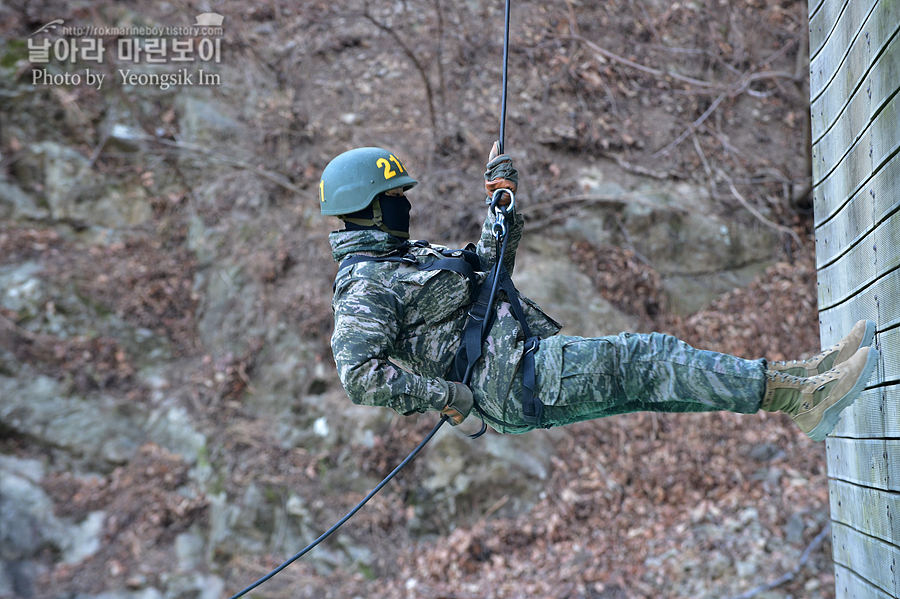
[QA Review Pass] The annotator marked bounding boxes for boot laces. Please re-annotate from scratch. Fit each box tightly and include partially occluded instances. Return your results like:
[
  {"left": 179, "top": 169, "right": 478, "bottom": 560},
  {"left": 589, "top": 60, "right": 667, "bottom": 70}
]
[
  {"left": 765, "top": 371, "right": 816, "bottom": 414},
  {"left": 767, "top": 371, "right": 807, "bottom": 385},
  {"left": 771, "top": 346, "right": 833, "bottom": 368}
]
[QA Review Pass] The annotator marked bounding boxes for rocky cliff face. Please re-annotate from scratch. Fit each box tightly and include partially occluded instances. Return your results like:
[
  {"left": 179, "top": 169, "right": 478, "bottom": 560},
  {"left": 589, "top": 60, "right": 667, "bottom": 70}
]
[{"left": 0, "top": 2, "right": 828, "bottom": 598}]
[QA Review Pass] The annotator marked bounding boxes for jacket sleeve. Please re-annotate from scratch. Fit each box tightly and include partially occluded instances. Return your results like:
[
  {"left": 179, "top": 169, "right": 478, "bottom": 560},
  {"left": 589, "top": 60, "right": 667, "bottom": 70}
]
[
  {"left": 475, "top": 206, "right": 524, "bottom": 275},
  {"left": 331, "top": 276, "right": 450, "bottom": 415}
]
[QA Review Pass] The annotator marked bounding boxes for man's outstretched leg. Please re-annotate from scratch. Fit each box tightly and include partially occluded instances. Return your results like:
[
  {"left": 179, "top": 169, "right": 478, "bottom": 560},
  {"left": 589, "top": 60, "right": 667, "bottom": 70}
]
[
  {"left": 532, "top": 321, "right": 878, "bottom": 441},
  {"left": 534, "top": 331, "right": 769, "bottom": 428}
]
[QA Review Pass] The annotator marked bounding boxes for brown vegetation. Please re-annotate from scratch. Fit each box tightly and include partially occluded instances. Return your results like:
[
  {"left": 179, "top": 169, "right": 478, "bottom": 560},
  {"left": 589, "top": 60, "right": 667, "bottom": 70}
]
[{"left": 0, "top": 0, "right": 830, "bottom": 597}]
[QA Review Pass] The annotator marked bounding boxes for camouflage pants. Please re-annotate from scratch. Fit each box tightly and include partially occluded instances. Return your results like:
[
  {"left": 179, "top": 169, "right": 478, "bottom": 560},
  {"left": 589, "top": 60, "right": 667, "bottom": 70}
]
[{"left": 493, "top": 332, "right": 767, "bottom": 433}]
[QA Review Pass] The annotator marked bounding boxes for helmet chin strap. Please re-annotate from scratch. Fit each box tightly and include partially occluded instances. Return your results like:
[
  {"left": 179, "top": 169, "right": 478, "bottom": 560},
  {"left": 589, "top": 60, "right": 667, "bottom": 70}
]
[{"left": 339, "top": 197, "right": 410, "bottom": 239}]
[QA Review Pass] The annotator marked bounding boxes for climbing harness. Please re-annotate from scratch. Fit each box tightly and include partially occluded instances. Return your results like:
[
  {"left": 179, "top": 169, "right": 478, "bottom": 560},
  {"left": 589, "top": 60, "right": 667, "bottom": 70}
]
[
  {"left": 452, "top": 192, "right": 514, "bottom": 436},
  {"left": 446, "top": 189, "right": 544, "bottom": 433},
  {"left": 226, "top": 2, "right": 516, "bottom": 597}
]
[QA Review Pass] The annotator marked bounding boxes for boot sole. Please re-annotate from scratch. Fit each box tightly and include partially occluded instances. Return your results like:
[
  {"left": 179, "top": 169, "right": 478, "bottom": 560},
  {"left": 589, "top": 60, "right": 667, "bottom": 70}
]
[
  {"left": 807, "top": 346, "right": 879, "bottom": 442},
  {"left": 857, "top": 320, "right": 877, "bottom": 352}
]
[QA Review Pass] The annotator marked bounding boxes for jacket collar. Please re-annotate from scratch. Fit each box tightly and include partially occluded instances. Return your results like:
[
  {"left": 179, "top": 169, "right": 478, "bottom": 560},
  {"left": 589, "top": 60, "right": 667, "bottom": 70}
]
[{"left": 329, "top": 229, "right": 408, "bottom": 262}]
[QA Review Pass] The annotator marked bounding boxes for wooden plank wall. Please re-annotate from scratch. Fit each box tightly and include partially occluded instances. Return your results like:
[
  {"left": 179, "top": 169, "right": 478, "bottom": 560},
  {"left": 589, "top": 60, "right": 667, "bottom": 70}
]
[{"left": 810, "top": 0, "right": 900, "bottom": 596}]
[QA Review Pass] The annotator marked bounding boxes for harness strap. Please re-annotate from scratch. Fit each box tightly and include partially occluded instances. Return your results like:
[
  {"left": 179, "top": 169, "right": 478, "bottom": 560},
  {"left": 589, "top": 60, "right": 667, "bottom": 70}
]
[
  {"left": 447, "top": 269, "right": 494, "bottom": 382},
  {"left": 495, "top": 263, "right": 542, "bottom": 426},
  {"left": 447, "top": 253, "right": 543, "bottom": 426},
  {"left": 335, "top": 244, "right": 480, "bottom": 299}
]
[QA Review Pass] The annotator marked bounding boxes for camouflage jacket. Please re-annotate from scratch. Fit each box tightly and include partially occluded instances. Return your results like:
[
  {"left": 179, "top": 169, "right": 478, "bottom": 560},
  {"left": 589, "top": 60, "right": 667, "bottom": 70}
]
[{"left": 330, "top": 209, "right": 561, "bottom": 425}]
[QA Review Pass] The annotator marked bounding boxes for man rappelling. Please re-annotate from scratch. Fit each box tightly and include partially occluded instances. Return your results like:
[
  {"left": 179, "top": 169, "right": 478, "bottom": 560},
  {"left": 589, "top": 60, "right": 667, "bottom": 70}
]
[{"left": 322, "top": 144, "right": 879, "bottom": 441}]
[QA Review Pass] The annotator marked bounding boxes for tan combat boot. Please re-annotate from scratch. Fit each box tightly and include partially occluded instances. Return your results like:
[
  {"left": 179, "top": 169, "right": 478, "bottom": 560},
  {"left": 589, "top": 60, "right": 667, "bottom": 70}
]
[
  {"left": 769, "top": 319, "right": 875, "bottom": 378},
  {"left": 762, "top": 345, "right": 879, "bottom": 441}
]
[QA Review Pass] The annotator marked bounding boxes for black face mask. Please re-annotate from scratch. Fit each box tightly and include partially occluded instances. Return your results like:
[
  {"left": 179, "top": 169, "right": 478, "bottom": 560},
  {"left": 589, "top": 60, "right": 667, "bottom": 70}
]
[{"left": 342, "top": 193, "right": 411, "bottom": 239}]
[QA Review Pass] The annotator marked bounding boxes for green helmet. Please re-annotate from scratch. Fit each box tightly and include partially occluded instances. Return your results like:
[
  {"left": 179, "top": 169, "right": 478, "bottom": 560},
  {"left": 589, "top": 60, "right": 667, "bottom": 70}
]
[{"left": 319, "top": 147, "right": 418, "bottom": 216}]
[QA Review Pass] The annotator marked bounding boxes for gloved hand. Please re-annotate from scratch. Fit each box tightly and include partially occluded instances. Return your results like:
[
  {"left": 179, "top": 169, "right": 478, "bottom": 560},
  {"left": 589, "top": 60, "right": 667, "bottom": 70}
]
[
  {"left": 440, "top": 382, "right": 474, "bottom": 425},
  {"left": 484, "top": 140, "right": 517, "bottom": 206}
]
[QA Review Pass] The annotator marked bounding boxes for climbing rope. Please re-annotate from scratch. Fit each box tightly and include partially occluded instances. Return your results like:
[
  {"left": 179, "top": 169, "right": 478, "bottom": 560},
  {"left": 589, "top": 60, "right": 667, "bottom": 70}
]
[
  {"left": 225, "top": 3, "right": 514, "bottom": 597},
  {"left": 225, "top": 417, "right": 445, "bottom": 599},
  {"left": 499, "top": 0, "right": 512, "bottom": 153}
]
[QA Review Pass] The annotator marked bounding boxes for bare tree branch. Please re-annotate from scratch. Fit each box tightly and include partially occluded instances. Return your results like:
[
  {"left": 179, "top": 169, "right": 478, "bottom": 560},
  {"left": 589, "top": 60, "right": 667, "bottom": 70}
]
[
  {"left": 133, "top": 134, "right": 306, "bottom": 197},
  {"left": 652, "top": 90, "right": 728, "bottom": 158},
  {"left": 724, "top": 523, "right": 831, "bottom": 599},
  {"left": 360, "top": 2, "right": 439, "bottom": 146},
  {"left": 569, "top": 34, "right": 727, "bottom": 90},
  {"left": 724, "top": 174, "right": 803, "bottom": 247},
  {"left": 652, "top": 68, "right": 800, "bottom": 157},
  {"left": 0, "top": 312, "right": 45, "bottom": 342},
  {"left": 565, "top": 28, "right": 802, "bottom": 158}
]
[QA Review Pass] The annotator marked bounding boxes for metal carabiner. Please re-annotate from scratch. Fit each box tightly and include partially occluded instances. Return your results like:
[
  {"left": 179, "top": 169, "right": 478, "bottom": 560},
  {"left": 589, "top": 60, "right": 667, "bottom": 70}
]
[
  {"left": 490, "top": 188, "right": 515, "bottom": 239},
  {"left": 490, "top": 188, "right": 515, "bottom": 213},
  {"left": 492, "top": 218, "right": 506, "bottom": 239}
]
